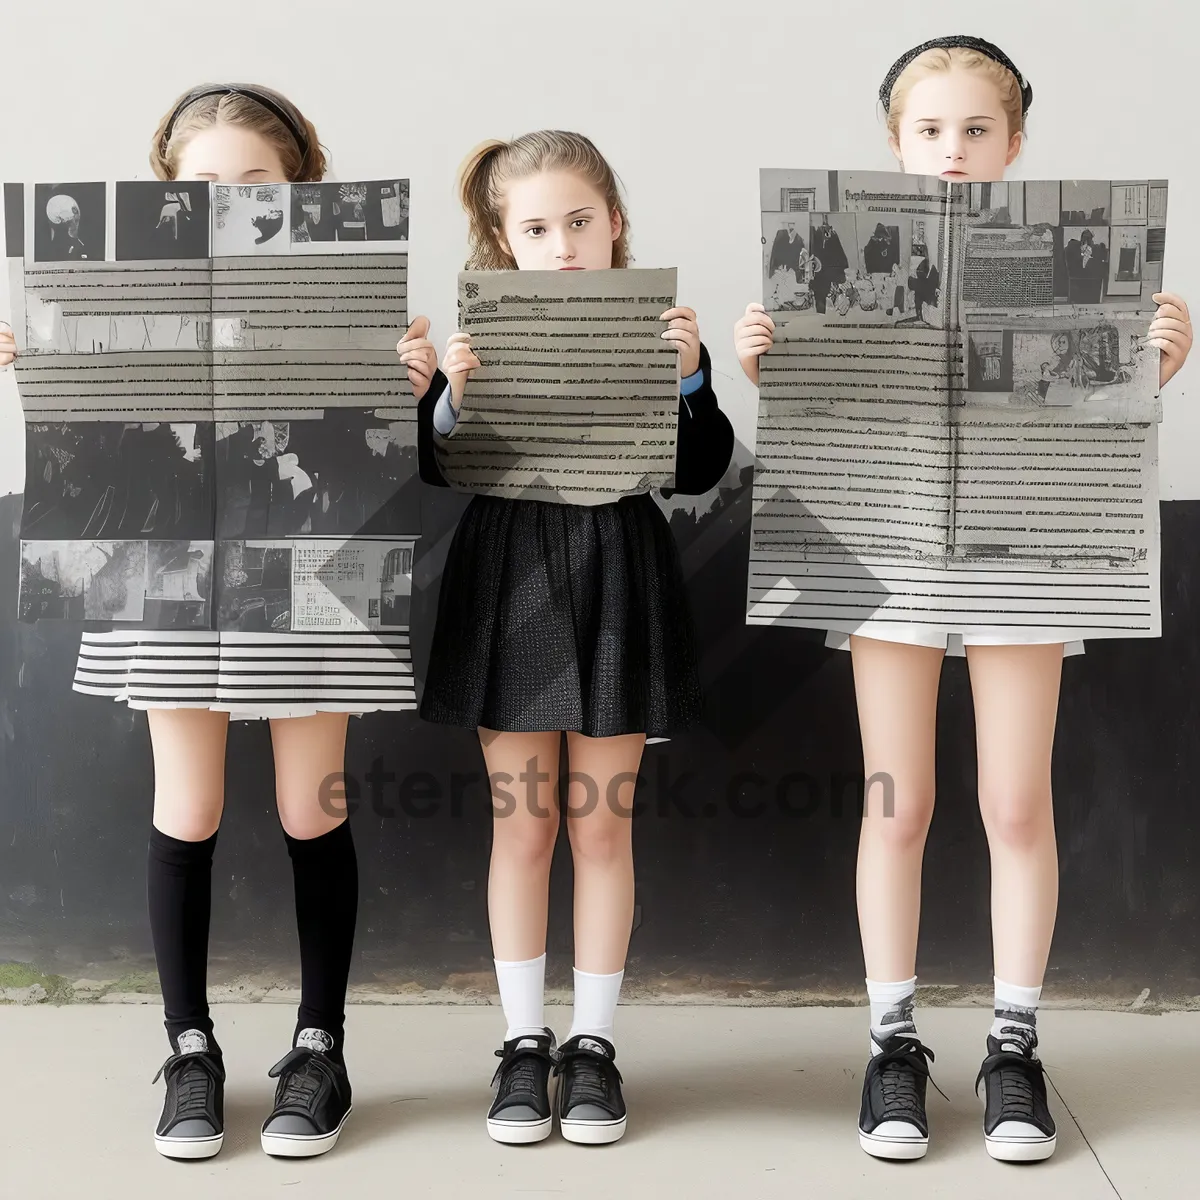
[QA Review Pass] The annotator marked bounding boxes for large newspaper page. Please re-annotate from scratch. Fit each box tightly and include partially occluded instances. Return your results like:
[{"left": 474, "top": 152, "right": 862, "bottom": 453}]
[
  {"left": 4, "top": 178, "right": 420, "bottom": 632},
  {"left": 438, "top": 267, "right": 681, "bottom": 505},
  {"left": 749, "top": 169, "right": 1164, "bottom": 641}
]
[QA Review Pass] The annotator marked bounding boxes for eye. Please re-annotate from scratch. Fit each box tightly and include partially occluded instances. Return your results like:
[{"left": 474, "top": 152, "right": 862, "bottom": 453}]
[
  {"left": 524, "top": 225, "right": 545, "bottom": 238},
  {"left": 967, "top": 126, "right": 988, "bottom": 137},
  {"left": 571, "top": 218, "right": 589, "bottom": 229},
  {"left": 918, "top": 126, "right": 938, "bottom": 138}
]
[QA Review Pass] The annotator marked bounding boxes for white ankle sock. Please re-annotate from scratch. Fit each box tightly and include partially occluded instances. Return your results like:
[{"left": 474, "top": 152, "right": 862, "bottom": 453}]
[
  {"left": 494, "top": 953, "right": 546, "bottom": 1041},
  {"left": 992, "top": 978, "right": 1041, "bottom": 1050},
  {"left": 566, "top": 967, "right": 624, "bottom": 1043},
  {"left": 867, "top": 976, "right": 918, "bottom": 1054}
]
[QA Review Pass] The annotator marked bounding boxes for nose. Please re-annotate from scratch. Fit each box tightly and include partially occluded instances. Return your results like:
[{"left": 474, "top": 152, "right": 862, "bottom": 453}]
[
  {"left": 550, "top": 225, "right": 575, "bottom": 261},
  {"left": 943, "top": 133, "right": 967, "bottom": 162}
]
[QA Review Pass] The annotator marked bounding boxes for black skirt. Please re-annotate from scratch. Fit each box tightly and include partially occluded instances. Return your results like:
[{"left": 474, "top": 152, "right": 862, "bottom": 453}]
[{"left": 420, "top": 491, "right": 702, "bottom": 738}]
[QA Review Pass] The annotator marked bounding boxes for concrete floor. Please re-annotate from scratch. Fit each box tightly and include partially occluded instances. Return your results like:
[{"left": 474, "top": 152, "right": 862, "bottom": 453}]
[{"left": 0, "top": 1003, "right": 1193, "bottom": 1198}]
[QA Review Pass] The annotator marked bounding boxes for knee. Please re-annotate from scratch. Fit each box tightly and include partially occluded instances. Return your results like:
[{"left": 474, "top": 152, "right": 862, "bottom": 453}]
[
  {"left": 980, "top": 786, "right": 1053, "bottom": 852},
  {"left": 277, "top": 780, "right": 344, "bottom": 840},
  {"left": 152, "top": 795, "right": 223, "bottom": 843},
  {"left": 567, "top": 814, "right": 633, "bottom": 867},
  {"left": 492, "top": 811, "right": 559, "bottom": 869},
  {"left": 864, "top": 781, "right": 934, "bottom": 853},
  {"left": 278, "top": 801, "right": 343, "bottom": 841}
]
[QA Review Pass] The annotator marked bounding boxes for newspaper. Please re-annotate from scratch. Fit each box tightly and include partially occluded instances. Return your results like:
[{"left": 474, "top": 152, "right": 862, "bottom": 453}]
[
  {"left": 218, "top": 537, "right": 415, "bottom": 633},
  {"left": 4, "top": 178, "right": 419, "bottom": 631},
  {"left": 438, "top": 267, "right": 680, "bottom": 505},
  {"left": 750, "top": 170, "right": 1166, "bottom": 640}
]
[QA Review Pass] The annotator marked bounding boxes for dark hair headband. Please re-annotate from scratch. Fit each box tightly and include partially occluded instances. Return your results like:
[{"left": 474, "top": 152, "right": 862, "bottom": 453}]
[
  {"left": 162, "top": 84, "right": 309, "bottom": 156},
  {"left": 880, "top": 36, "right": 1033, "bottom": 115}
]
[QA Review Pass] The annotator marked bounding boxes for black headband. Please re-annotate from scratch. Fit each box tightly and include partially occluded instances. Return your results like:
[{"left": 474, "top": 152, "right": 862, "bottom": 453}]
[
  {"left": 162, "top": 84, "right": 310, "bottom": 156},
  {"left": 880, "top": 36, "right": 1033, "bottom": 115}
]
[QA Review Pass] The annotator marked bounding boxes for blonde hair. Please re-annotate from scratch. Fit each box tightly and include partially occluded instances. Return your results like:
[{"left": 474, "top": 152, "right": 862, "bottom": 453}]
[
  {"left": 458, "top": 130, "right": 631, "bottom": 270},
  {"left": 885, "top": 47, "right": 1026, "bottom": 140},
  {"left": 150, "top": 85, "right": 327, "bottom": 183}
]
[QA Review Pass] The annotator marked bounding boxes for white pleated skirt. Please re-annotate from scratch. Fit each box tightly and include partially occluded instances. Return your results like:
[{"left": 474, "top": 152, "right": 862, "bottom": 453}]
[{"left": 73, "top": 629, "right": 416, "bottom": 720}]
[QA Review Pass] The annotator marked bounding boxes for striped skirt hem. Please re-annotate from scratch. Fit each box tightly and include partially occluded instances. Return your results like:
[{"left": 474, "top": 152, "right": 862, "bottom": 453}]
[{"left": 73, "top": 629, "right": 416, "bottom": 720}]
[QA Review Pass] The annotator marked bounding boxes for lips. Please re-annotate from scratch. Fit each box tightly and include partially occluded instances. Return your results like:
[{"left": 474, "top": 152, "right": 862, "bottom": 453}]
[{"left": 559, "top": 266, "right": 584, "bottom": 270}]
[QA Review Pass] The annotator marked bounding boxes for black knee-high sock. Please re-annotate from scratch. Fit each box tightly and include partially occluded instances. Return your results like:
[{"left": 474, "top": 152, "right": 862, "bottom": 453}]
[
  {"left": 147, "top": 825, "right": 220, "bottom": 1055},
  {"left": 284, "top": 820, "right": 358, "bottom": 1061}
]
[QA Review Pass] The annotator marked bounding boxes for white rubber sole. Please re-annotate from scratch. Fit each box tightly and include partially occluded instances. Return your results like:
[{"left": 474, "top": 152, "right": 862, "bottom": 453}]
[
  {"left": 260, "top": 1106, "right": 352, "bottom": 1158},
  {"left": 858, "top": 1128, "right": 929, "bottom": 1161},
  {"left": 560, "top": 1115, "right": 627, "bottom": 1145},
  {"left": 486, "top": 1114, "right": 554, "bottom": 1144},
  {"left": 984, "top": 1132, "right": 1057, "bottom": 1162},
  {"left": 154, "top": 1131, "right": 223, "bottom": 1160}
]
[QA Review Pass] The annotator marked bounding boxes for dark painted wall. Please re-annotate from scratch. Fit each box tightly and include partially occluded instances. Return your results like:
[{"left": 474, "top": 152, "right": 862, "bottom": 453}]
[{"left": 2, "top": 469, "right": 1198, "bottom": 1000}]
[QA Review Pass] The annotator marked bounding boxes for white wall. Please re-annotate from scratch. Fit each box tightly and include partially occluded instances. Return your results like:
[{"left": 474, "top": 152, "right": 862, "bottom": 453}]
[{"left": 1, "top": 0, "right": 1194, "bottom": 496}]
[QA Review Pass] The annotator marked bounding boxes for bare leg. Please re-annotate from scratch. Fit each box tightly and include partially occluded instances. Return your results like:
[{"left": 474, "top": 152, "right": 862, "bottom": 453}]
[
  {"left": 270, "top": 712, "right": 351, "bottom": 838},
  {"left": 148, "top": 708, "right": 229, "bottom": 839},
  {"left": 481, "top": 729, "right": 562, "bottom": 962},
  {"left": 563, "top": 731, "right": 646, "bottom": 975},
  {"left": 965, "top": 644, "right": 1063, "bottom": 987},
  {"left": 850, "top": 636, "right": 944, "bottom": 982}
]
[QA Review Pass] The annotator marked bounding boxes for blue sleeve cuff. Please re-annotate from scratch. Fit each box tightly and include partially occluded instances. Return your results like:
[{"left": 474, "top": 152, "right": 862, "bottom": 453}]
[
  {"left": 432, "top": 382, "right": 458, "bottom": 436},
  {"left": 680, "top": 367, "right": 705, "bottom": 396}
]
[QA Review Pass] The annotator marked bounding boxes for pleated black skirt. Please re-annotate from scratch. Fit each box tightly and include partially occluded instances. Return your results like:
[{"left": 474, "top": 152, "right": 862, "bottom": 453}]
[{"left": 420, "top": 492, "right": 703, "bottom": 738}]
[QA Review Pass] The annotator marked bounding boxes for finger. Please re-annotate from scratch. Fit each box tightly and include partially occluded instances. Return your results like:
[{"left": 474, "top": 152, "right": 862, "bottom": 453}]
[
  {"left": 660, "top": 330, "right": 698, "bottom": 345},
  {"left": 446, "top": 361, "right": 475, "bottom": 376},
  {"left": 737, "top": 337, "right": 775, "bottom": 353},
  {"left": 398, "top": 314, "right": 431, "bottom": 344},
  {"left": 407, "top": 363, "right": 432, "bottom": 385},
  {"left": 668, "top": 317, "right": 700, "bottom": 334},
  {"left": 745, "top": 303, "right": 767, "bottom": 315},
  {"left": 1148, "top": 331, "right": 1191, "bottom": 350},
  {"left": 1148, "top": 317, "right": 1191, "bottom": 336},
  {"left": 660, "top": 306, "right": 697, "bottom": 322},
  {"left": 738, "top": 313, "right": 776, "bottom": 334},
  {"left": 1152, "top": 307, "right": 1189, "bottom": 327},
  {"left": 1153, "top": 292, "right": 1189, "bottom": 318},
  {"left": 446, "top": 331, "right": 472, "bottom": 349}
]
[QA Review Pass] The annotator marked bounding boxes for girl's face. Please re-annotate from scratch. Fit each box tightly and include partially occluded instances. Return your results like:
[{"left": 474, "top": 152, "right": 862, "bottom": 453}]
[
  {"left": 174, "top": 123, "right": 289, "bottom": 183},
  {"left": 889, "top": 68, "right": 1022, "bottom": 182},
  {"left": 500, "top": 170, "right": 621, "bottom": 271}
]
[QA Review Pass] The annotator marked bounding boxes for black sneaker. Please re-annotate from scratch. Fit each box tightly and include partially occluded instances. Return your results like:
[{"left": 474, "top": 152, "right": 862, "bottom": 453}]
[
  {"left": 260, "top": 1028, "right": 353, "bottom": 1157},
  {"left": 487, "top": 1029, "right": 556, "bottom": 1144},
  {"left": 858, "top": 1032, "right": 938, "bottom": 1160},
  {"left": 152, "top": 1029, "right": 225, "bottom": 1159},
  {"left": 554, "top": 1034, "right": 627, "bottom": 1145},
  {"left": 976, "top": 1027, "right": 1057, "bottom": 1161}
]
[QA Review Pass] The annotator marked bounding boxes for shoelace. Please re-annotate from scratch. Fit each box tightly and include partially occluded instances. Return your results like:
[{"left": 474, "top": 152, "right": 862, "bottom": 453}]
[
  {"left": 874, "top": 1036, "right": 947, "bottom": 1117},
  {"left": 976, "top": 1029, "right": 1043, "bottom": 1119},
  {"left": 268, "top": 1048, "right": 339, "bottom": 1113},
  {"left": 553, "top": 1046, "right": 623, "bottom": 1111},
  {"left": 491, "top": 1043, "right": 550, "bottom": 1100},
  {"left": 152, "top": 1051, "right": 222, "bottom": 1118}
]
